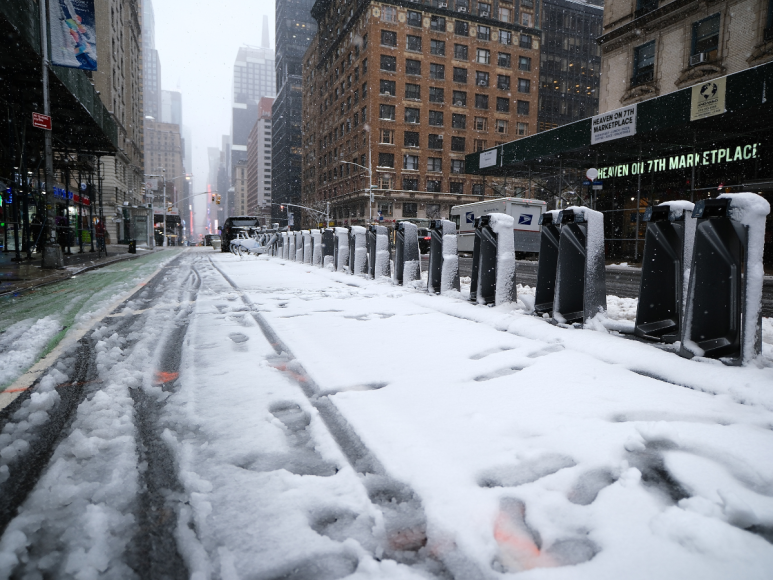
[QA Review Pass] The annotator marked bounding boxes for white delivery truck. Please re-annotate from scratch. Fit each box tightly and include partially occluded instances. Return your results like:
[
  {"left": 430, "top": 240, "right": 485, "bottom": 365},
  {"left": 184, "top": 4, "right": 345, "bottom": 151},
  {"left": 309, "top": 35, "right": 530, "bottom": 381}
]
[{"left": 450, "top": 197, "right": 547, "bottom": 253}]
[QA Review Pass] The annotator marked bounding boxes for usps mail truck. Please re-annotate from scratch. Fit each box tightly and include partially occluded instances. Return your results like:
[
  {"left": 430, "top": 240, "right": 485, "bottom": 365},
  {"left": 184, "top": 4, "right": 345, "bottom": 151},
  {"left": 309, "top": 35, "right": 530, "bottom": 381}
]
[{"left": 450, "top": 198, "right": 547, "bottom": 253}]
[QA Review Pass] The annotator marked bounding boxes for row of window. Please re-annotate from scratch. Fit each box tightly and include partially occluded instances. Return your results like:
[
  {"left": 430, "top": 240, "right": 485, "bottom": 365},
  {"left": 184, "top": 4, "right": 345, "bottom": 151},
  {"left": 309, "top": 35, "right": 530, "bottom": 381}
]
[
  {"left": 379, "top": 55, "right": 528, "bottom": 89},
  {"left": 379, "top": 80, "right": 530, "bottom": 101},
  {"left": 380, "top": 27, "right": 526, "bottom": 50},
  {"left": 378, "top": 103, "right": 529, "bottom": 124}
]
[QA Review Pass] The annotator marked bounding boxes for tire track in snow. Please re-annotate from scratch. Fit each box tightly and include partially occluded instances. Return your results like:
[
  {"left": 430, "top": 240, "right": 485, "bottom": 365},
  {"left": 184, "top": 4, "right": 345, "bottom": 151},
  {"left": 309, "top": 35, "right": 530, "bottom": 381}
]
[{"left": 208, "top": 257, "right": 488, "bottom": 580}]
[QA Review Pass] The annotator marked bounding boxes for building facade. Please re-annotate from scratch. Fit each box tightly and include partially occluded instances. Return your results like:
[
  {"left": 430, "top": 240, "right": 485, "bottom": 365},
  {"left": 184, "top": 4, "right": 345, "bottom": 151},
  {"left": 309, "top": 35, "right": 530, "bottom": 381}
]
[
  {"left": 538, "top": 0, "right": 603, "bottom": 131},
  {"left": 144, "top": 121, "right": 185, "bottom": 207},
  {"left": 93, "top": 0, "right": 146, "bottom": 243},
  {"left": 272, "top": 0, "right": 317, "bottom": 227},
  {"left": 248, "top": 97, "right": 275, "bottom": 219},
  {"left": 302, "top": 0, "right": 542, "bottom": 227},
  {"left": 598, "top": 0, "right": 773, "bottom": 112},
  {"left": 142, "top": 0, "right": 162, "bottom": 120}
]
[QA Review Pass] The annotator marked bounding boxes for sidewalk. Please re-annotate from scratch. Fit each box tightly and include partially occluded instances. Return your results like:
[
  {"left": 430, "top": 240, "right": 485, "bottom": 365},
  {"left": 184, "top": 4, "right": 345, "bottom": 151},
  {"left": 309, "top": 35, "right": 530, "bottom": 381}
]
[{"left": 0, "top": 244, "right": 162, "bottom": 296}]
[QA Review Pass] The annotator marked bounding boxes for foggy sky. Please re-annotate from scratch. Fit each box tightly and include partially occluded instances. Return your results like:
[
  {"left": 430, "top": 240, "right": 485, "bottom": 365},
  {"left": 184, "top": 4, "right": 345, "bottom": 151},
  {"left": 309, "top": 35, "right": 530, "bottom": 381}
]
[{"left": 153, "top": 0, "right": 276, "bottom": 231}]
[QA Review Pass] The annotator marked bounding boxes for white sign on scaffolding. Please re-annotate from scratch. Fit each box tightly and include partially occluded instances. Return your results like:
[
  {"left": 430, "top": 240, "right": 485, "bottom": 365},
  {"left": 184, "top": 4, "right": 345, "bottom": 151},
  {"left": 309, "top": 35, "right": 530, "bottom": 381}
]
[{"left": 591, "top": 104, "right": 637, "bottom": 145}]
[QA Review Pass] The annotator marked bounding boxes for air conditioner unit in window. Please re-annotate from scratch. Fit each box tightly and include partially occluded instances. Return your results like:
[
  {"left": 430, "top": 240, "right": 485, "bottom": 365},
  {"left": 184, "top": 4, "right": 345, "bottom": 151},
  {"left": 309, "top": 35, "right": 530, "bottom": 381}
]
[
  {"left": 478, "top": 80, "right": 487, "bottom": 86},
  {"left": 689, "top": 52, "right": 708, "bottom": 66},
  {"left": 458, "top": 6, "right": 468, "bottom": 12},
  {"left": 454, "top": 100, "right": 463, "bottom": 106},
  {"left": 439, "top": 1, "right": 448, "bottom": 6}
]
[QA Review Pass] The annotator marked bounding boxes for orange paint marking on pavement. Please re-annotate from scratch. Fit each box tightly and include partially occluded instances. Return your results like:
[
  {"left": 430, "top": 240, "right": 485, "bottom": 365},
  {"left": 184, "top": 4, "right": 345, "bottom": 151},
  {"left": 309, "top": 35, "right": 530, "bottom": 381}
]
[
  {"left": 5, "top": 379, "right": 100, "bottom": 394},
  {"left": 153, "top": 371, "right": 179, "bottom": 384},
  {"left": 493, "top": 509, "right": 554, "bottom": 572}
]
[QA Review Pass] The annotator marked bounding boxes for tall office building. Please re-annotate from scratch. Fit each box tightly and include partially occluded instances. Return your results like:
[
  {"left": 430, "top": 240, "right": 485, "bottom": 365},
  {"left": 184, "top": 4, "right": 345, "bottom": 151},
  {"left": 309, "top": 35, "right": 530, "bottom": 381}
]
[
  {"left": 248, "top": 97, "right": 275, "bottom": 219},
  {"left": 161, "top": 90, "right": 183, "bottom": 127},
  {"left": 272, "top": 0, "right": 317, "bottom": 226},
  {"left": 142, "top": 0, "right": 162, "bottom": 120}
]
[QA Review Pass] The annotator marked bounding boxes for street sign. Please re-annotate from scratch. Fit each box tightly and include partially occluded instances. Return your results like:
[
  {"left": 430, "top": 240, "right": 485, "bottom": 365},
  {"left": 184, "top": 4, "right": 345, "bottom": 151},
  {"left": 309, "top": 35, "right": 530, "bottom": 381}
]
[
  {"left": 592, "top": 179, "right": 603, "bottom": 191},
  {"left": 32, "top": 112, "right": 52, "bottom": 130},
  {"left": 582, "top": 180, "right": 592, "bottom": 186}
]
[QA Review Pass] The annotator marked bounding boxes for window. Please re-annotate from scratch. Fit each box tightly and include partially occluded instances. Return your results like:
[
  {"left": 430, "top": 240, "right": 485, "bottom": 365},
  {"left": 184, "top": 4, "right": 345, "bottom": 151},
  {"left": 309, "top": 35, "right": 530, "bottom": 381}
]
[
  {"left": 430, "top": 15, "right": 446, "bottom": 31},
  {"left": 427, "top": 180, "right": 441, "bottom": 193},
  {"left": 516, "top": 100, "right": 530, "bottom": 115},
  {"left": 454, "top": 67, "right": 468, "bottom": 83},
  {"left": 378, "top": 152, "right": 395, "bottom": 167},
  {"left": 497, "top": 75, "right": 511, "bottom": 90},
  {"left": 451, "top": 136, "right": 466, "bottom": 151},
  {"left": 478, "top": 26, "right": 491, "bottom": 41},
  {"left": 380, "top": 129, "right": 394, "bottom": 144},
  {"left": 382, "top": 6, "right": 397, "bottom": 22},
  {"left": 362, "top": 82, "right": 368, "bottom": 97},
  {"left": 518, "top": 78, "right": 530, "bottom": 93},
  {"left": 455, "top": 21, "right": 469, "bottom": 36},
  {"left": 521, "top": 13, "right": 532, "bottom": 26},
  {"left": 403, "top": 203, "right": 418, "bottom": 217},
  {"left": 474, "top": 116, "right": 488, "bottom": 130},
  {"left": 453, "top": 90, "right": 467, "bottom": 106},
  {"left": 428, "top": 134, "right": 444, "bottom": 149},
  {"left": 429, "top": 87, "right": 445, "bottom": 102},
  {"left": 404, "top": 131, "right": 420, "bottom": 147},
  {"left": 405, "top": 107, "right": 420, "bottom": 123},
  {"left": 499, "top": 30, "right": 512, "bottom": 45},
  {"left": 431, "top": 39, "right": 446, "bottom": 56},
  {"left": 474, "top": 139, "right": 487, "bottom": 151},
  {"left": 429, "top": 111, "right": 444, "bottom": 126},
  {"left": 380, "top": 55, "right": 396, "bottom": 71},
  {"left": 406, "top": 59, "right": 422, "bottom": 75},
  {"left": 475, "top": 94, "right": 489, "bottom": 109},
  {"left": 380, "top": 104, "right": 396, "bottom": 119},
  {"left": 450, "top": 181, "right": 464, "bottom": 194},
  {"left": 517, "top": 122, "right": 528, "bottom": 136},
  {"left": 452, "top": 113, "right": 467, "bottom": 128},
  {"left": 520, "top": 34, "right": 532, "bottom": 49},
  {"left": 518, "top": 56, "right": 531, "bottom": 71},
  {"left": 362, "top": 58, "right": 368, "bottom": 73},
  {"left": 362, "top": 105, "right": 367, "bottom": 120},
  {"left": 454, "top": 44, "right": 468, "bottom": 60},
  {"left": 405, "top": 83, "right": 421, "bottom": 99},
  {"left": 451, "top": 160, "right": 465, "bottom": 173},
  {"left": 633, "top": 41, "right": 655, "bottom": 85},
  {"left": 380, "top": 79, "right": 396, "bottom": 95},
  {"left": 495, "top": 119, "right": 508, "bottom": 133},
  {"left": 476, "top": 71, "right": 490, "bottom": 86},
  {"left": 403, "top": 178, "right": 419, "bottom": 191},
  {"left": 407, "top": 35, "right": 422, "bottom": 52},
  {"left": 407, "top": 10, "right": 422, "bottom": 27},
  {"left": 478, "top": 2, "right": 491, "bottom": 17},
  {"left": 472, "top": 183, "right": 484, "bottom": 195},
  {"left": 692, "top": 14, "right": 720, "bottom": 57},
  {"left": 476, "top": 48, "right": 491, "bottom": 64},
  {"left": 496, "top": 97, "right": 510, "bottom": 112},
  {"left": 498, "top": 52, "right": 512, "bottom": 68},
  {"left": 381, "top": 30, "right": 397, "bottom": 46},
  {"left": 428, "top": 157, "right": 443, "bottom": 172},
  {"left": 379, "top": 174, "right": 394, "bottom": 189},
  {"left": 378, "top": 202, "right": 393, "bottom": 216},
  {"left": 498, "top": 7, "right": 510, "bottom": 22},
  {"left": 457, "top": 0, "right": 469, "bottom": 11}
]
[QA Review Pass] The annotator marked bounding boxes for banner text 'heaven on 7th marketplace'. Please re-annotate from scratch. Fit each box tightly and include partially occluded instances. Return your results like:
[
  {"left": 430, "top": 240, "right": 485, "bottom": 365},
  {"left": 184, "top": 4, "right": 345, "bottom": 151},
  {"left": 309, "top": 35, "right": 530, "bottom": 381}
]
[{"left": 596, "top": 143, "right": 761, "bottom": 180}]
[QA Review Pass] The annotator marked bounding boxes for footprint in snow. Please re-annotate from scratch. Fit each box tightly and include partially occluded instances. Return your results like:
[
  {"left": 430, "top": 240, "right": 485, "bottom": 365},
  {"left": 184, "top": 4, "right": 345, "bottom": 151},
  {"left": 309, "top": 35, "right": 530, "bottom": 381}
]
[{"left": 478, "top": 454, "right": 576, "bottom": 488}]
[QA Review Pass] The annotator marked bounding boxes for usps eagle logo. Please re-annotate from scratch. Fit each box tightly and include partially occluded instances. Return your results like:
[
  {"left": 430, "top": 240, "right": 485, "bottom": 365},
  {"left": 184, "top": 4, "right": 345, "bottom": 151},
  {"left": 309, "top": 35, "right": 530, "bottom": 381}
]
[
  {"left": 518, "top": 215, "right": 533, "bottom": 225},
  {"left": 466, "top": 212, "right": 475, "bottom": 223}
]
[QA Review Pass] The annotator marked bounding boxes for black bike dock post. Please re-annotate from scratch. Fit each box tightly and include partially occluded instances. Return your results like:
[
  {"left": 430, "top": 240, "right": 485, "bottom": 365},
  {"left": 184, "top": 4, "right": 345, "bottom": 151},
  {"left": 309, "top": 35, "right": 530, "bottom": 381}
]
[
  {"left": 366, "top": 225, "right": 377, "bottom": 279},
  {"left": 469, "top": 218, "right": 482, "bottom": 303},
  {"left": 295, "top": 231, "right": 305, "bottom": 262},
  {"left": 334, "top": 227, "right": 349, "bottom": 272},
  {"left": 552, "top": 207, "right": 607, "bottom": 325},
  {"left": 427, "top": 219, "right": 460, "bottom": 295},
  {"left": 534, "top": 211, "right": 562, "bottom": 316},
  {"left": 322, "top": 228, "right": 335, "bottom": 268},
  {"left": 311, "top": 229, "right": 324, "bottom": 266},
  {"left": 373, "top": 225, "right": 391, "bottom": 279},
  {"left": 679, "top": 194, "right": 769, "bottom": 364},
  {"left": 473, "top": 214, "right": 516, "bottom": 305},
  {"left": 350, "top": 226, "right": 368, "bottom": 275},
  {"left": 395, "top": 222, "right": 420, "bottom": 286},
  {"left": 634, "top": 202, "right": 694, "bottom": 342}
]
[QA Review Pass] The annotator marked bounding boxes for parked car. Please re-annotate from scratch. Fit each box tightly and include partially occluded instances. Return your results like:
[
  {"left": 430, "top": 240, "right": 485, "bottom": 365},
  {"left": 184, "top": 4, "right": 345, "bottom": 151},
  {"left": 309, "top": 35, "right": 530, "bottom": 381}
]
[
  {"left": 219, "top": 216, "right": 260, "bottom": 252},
  {"left": 205, "top": 234, "right": 221, "bottom": 247}
]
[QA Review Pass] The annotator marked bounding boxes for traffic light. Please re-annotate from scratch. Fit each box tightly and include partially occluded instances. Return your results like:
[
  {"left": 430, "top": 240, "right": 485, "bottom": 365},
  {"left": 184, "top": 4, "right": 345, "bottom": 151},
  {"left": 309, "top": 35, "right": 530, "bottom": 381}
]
[
  {"left": 211, "top": 194, "right": 215, "bottom": 203},
  {"left": 216, "top": 195, "right": 221, "bottom": 205},
  {"left": 280, "top": 204, "right": 284, "bottom": 211}
]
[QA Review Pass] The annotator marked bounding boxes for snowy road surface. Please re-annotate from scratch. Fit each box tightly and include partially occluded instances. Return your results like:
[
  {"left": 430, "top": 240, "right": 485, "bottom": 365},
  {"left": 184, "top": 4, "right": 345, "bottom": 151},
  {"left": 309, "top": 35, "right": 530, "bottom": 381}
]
[{"left": 0, "top": 247, "right": 772, "bottom": 579}]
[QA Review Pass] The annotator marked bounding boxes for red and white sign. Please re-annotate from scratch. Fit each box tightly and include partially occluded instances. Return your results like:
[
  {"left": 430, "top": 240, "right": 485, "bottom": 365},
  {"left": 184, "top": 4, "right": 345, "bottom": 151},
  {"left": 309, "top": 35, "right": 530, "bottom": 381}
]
[{"left": 32, "top": 112, "right": 52, "bottom": 130}]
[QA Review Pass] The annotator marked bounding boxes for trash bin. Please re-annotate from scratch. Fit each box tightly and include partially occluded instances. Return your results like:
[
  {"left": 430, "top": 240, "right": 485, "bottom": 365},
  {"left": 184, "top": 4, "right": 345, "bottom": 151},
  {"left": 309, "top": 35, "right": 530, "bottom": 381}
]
[
  {"left": 427, "top": 219, "right": 460, "bottom": 295},
  {"left": 679, "top": 194, "right": 770, "bottom": 364},
  {"left": 634, "top": 202, "right": 695, "bottom": 342},
  {"left": 334, "top": 227, "right": 350, "bottom": 272},
  {"left": 322, "top": 229, "right": 335, "bottom": 268},
  {"left": 534, "top": 211, "right": 562, "bottom": 316},
  {"left": 552, "top": 207, "right": 606, "bottom": 324},
  {"left": 128, "top": 240, "right": 136, "bottom": 254},
  {"left": 471, "top": 214, "right": 514, "bottom": 305},
  {"left": 394, "top": 222, "right": 421, "bottom": 286},
  {"left": 349, "top": 226, "right": 368, "bottom": 275}
]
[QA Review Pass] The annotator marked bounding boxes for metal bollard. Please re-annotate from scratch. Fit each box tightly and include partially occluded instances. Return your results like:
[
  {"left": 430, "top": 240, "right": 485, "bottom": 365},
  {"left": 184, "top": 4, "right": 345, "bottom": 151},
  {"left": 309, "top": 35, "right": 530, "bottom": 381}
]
[
  {"left": 322, "top": 228, "right": 335, "bottom": 268},
  {"left": 552, "top": 207, "right": 606, "bottom": 325},
  {"left": 349, "top": 226, "right": 368, "bottom": 275},
  {"left": 472, "top": 214, "right": 515, "bottom": 305},
  {"left": 334, "top": 227, "right": 350, "bottom": 272},
  {"left": 427, "top": 219, "right": 460, "bottom": 295},
  {"left": 679, "top": 193, "right": 770, "bottom": 364},
  {"left": 534, "top": 210, "right": 562, "bottom": 316},
  {"left": 634, "top": 202, "right": 695, "bottom": 342},
  {"left": 394, "top": 222, "right": 421, "bottom": 286}
]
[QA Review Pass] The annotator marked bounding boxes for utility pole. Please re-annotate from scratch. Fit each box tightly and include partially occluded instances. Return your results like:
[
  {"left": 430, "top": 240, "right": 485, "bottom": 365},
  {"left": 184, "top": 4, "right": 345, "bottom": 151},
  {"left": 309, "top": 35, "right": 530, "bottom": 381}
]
[
  {"left": 162, "top": 168, "right": 167, "bottom": 246},
  {"left": 39, "top": 0, "right": 63, "bottom": 268}
]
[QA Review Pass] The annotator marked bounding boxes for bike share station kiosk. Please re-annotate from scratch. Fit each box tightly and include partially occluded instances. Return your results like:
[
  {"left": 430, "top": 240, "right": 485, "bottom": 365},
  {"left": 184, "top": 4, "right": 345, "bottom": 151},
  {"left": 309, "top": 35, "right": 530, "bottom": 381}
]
[{"left": 466, "top": 62, "right": 773, "bottom": 364}]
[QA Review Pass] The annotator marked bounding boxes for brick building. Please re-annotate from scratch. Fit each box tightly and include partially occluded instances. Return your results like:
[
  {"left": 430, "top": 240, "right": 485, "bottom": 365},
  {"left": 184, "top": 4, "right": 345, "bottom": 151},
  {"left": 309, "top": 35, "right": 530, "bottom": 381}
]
[
  {"left": 247, "top": 97, "right": 275, "bottom": 219},
  {"left": 598, "top": 0, "right": 773, "bottom": 111},
  {"left": 144, "top": 120, "right": 185, "bottom": 206},
  {"left": 302, "top": 0, "right": 542, "bottom": 226}
]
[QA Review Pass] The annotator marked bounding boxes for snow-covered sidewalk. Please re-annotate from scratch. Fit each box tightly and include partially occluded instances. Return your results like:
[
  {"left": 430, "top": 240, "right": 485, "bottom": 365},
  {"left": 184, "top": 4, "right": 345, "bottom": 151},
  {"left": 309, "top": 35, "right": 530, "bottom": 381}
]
[{"left": 212, "top": 252, "right": 773, "bottom": 579}]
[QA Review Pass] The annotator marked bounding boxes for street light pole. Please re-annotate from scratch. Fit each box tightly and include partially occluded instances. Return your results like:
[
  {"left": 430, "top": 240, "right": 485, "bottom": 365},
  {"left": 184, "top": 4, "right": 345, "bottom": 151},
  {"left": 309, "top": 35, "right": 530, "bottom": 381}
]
[
  {"left": 162, "top": 168, "right": 167, "bottom": 247},
  {"left": 340, "top": 160, "right": 373, "bottom": 225}
]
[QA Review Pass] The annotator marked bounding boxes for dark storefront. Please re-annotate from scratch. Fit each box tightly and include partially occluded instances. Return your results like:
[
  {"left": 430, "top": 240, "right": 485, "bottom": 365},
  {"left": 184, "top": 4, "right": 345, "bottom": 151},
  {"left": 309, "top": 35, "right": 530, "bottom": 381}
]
[{"left": 467, "top": 61, "right": 773, "bottom": 263}]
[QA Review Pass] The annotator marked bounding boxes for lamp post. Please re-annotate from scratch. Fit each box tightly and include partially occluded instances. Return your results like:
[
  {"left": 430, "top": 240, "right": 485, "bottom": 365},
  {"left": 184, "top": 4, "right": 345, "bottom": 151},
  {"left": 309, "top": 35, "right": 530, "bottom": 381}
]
[{"left": 340, "top": 160, "right": 373, "bottom": 224}]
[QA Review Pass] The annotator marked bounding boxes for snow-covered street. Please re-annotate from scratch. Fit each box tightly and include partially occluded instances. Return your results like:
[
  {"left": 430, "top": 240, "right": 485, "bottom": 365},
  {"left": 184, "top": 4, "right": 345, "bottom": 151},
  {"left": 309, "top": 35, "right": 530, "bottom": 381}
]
[{"left": 0, "top": 247, "right": 772, "bottom": 579}]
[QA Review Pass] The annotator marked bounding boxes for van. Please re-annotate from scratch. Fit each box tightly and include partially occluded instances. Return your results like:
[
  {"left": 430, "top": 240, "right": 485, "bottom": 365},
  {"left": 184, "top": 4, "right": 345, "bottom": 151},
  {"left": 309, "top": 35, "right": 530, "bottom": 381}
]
[{"left": 450, "top": 198, "right": 547, "bottom": 253}]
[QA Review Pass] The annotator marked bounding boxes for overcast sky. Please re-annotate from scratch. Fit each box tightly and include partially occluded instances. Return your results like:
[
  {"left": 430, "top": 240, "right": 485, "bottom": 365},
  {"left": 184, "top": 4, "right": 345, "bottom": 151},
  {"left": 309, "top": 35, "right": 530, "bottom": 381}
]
[{"left": 153, "top": 0, "right": 275, "bottom": 231}]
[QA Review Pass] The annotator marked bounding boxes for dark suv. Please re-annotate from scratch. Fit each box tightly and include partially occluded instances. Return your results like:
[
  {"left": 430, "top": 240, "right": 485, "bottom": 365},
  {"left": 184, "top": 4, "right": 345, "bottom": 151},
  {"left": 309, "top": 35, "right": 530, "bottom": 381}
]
[{"left": 220, "top": 216, "right": 260, "bottom": 252}]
